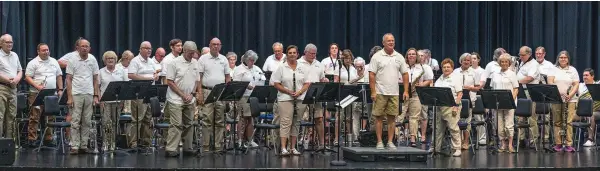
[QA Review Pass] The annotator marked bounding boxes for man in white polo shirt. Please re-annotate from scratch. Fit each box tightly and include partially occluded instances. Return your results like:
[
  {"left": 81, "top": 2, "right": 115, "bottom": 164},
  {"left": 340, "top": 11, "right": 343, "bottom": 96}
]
[
  {"left": 262, "top": 42, "right": 287, "bottom": 74},
  {"left": 297, "top": 43, "right": 329, "bottom": 149},
  {"left": 0, "top": 34, "right": 23, "bottom": 142},
  {"left": 161, "top": 39, "right": 183, "bottom": 84},
  {"left": 369, "top": 33, "right": 409, "bottom": 150},
  {"left": 198, "top": 37, "right": 231, "bottom": 152},
  {"left": 164, "top": 41, "right": 201, "bottom": 157},
  {"left": 58, "top": 38, "right": 97, "bottom": 69},
  {"left": 24, "top": 43, "right": 63, "bottom": 146},
  {"left": 127, "top": 41, "right": 157, "bottom": 149},
  {"left": 65, "top": 38, "right": 100, "bottom": 154},
  {"left": 516, "top": 46, "right": 541, "bottom": 146}
]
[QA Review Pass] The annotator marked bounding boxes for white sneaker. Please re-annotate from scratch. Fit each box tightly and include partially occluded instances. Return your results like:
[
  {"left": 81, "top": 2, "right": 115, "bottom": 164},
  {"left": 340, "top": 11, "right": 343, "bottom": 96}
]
[
  {"left": 281, "top": 148, "right": 290, "bottom": 155},
  {"left": 583, "top": 140, "right": 596, "bottom": 147},
  {"left": 249, "top": 141, "right": 259, "bottom": 148},
  {"left": 290, "top": 148, "right": 301, "bottom": 155},
  {"left": 387, "top": 142, "right": 397, "bottom": 150},
  {"left": 452, "top": 150, "right": 462, "bottom": 157},
  {"left": 376, "top": 142, "right": 384, "bottom": 150},
  {"left": 303, "top": 138, "right": 310, "bottom": 149},
  {"left": 478, "top": 139, "right": 487, "bottom": 145}
]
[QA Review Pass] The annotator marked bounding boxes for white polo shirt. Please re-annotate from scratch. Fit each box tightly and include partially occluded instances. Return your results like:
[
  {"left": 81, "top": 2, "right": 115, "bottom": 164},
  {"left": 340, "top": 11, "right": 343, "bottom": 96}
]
[
  {"left": 482, "top": 61, "right": 501, "bottom": 82},
  {"left": 65, "top": 54, "right": 99, "bottom": 95},
  {"left": 517, "top": 59, "right": 541, "bottom": 86},
  {"left": 98, "top": 67, "right": 126, "bottom": 95},
  {"left": 233, "top": 64, "right": 266, "bottom": 96},
  {"left": 166, "top": 57, "right": 200, "bottom": 105},
  {"left": 435, "top": 72, "right": 464, "bottom": 101},
  {"left": 368, "top": 50, "right": 409, "bottom": 95},
  {"left": 128, "top": 55, "right": 156, "bottom": 80},
  {"left": 160, "top": 53, "right": 179, "bottom": 77},
  {"left": 472, "top": 66, "right": 485, "bottom": 83},
  {"left": 321, "top": 56, "right": 340, "bottom": 75},
  {"left": 334, "top": 65, "right": 358, "bottom": 85},
  {"left": 150, "top": 56, "right": 162, "bottom": 73},
  {"left": 262, "top": 54, "right": 287, "bottom": 72},
  {"left": 298, "top": 57, "right": 326, "bottom": 83},
  {"left": 271, "top": 62, "right": 310, "bottom": 101},
  {"left": 490, "top": 69, "right": 519, "bottom": 90},
  {"left": 25, "top": 56, "right": 62, "bottom": 92},
  {"left": 0, "top": 50, "right": 22, "bottom": 80},
  {"left": 453, "top": 67, "right": 480, "bottom": 103},
  {"left": 198, "top": 53, "right": 230, "bottom": 88},
  {"left": 537, "top": 59, "right": 554, "bottom": 84},
  {"left": 552, "top": 66, "right": 579, "bottom": 103},
  {"left": 116, "top": 63, "right": 130, "bottom": 81},
  {"left": 399, "top": 64, "right": 434, "bottom": 85}
]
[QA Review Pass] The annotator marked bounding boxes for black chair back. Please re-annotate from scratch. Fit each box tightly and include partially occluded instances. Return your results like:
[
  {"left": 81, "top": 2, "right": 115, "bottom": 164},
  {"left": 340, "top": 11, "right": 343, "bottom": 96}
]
[
  {"left": 149, "top": 97, "right": 161, "bottom": 117},
  {"left": 515, "top": 99, "right": 532, "bottom": 117},
  {"left": 44, "top": 96, "right": 60, "bottom": 116},
  {"left": 16, "top": 93, "right": 27, "bottom": 112},
  {"left": 249, "top": 97, "right": 273, "bottom": 117},
  {"left": 460, "top": 99, "right": 470, "bottom": 119},
  {"left": 472, "top": 96, "right": 485, "bottom": 115},
  {"left": 576, "top": 99, "right": 593, "bottom": 117},
  {"left": 535, "top": 103, "right": 551, "bottom": 114}
]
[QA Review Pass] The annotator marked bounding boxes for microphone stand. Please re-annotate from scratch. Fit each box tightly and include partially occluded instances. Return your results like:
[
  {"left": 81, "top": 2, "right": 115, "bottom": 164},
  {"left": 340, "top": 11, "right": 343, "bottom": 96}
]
[{"left": 331, "top": 59, "right": 346, "bottom": 166}]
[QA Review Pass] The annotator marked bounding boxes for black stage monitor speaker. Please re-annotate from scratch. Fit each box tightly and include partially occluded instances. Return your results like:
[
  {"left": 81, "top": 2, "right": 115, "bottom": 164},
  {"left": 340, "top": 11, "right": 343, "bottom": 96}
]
[{"left": 0, "top": 138, "right": 15, "bottom": 166}]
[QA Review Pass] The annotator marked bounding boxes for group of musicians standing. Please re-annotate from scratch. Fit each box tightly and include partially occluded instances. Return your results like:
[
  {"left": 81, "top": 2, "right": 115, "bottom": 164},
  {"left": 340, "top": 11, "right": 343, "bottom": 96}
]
[{"left": 0, "top": 32, "right": 598, "bottom": 158}]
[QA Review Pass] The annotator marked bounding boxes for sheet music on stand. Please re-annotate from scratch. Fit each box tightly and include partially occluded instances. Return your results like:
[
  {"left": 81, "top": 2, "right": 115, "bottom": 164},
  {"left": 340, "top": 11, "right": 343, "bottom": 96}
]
[{"left": 337, "top": 95, "right": 358, "bottom": 109}]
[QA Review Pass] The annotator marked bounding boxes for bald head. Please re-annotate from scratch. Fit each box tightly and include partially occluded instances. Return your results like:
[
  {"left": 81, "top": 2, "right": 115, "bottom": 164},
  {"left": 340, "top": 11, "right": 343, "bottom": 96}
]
[
  {"left": 209, "top": 38, "right": 222, "bottom": 56},
  {"left": 139, "top": 41, "right": 152, "bottom": 58},
  {"left": 155, "top": 47, "right": 166, "bottom": 62},
  {"left": 0, "top": 34, "right": 14, "bottom": 52}
]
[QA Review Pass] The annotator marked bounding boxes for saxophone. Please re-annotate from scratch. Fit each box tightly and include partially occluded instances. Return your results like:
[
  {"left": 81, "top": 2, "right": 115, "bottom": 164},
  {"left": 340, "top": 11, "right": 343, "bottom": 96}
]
[{"left": 410, "top": 65, "right": 426, "bottom": 94}]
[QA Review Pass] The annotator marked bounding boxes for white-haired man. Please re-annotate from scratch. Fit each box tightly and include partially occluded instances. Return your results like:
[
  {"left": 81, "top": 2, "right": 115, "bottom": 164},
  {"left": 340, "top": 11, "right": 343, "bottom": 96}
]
[
  {"left": 0, "top": 34, "right": 23, "bottom": 143},
  {"left": 298, "top": 43, "right": 329, "bottom": 150},
  {"left": 127, "top": 41, "right": 157, "bottom": 150}
]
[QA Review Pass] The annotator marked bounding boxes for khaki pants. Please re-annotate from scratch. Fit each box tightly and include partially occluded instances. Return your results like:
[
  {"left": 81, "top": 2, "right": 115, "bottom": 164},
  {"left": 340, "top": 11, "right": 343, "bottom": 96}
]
[
  {"left": 235, "top": 96, "right": 253, "bottom": 141},
  {"left": 27, "top": 92, "right": 53, "bottom": 141},
  {"left": 0, "top": 85, "right": 16, "bottom": 139},
  {"left": 433, "top": 106, "right": 461, "bottom": 151},
  {"left": 70, "top": 94, "right": 93, "bottom": 149},
  {"left": 122, "top": 100, "right": 132, "bottom": 113},
  {"left": 473, "top": 114, "right": 486, "bottom": 142},
  {"left": 101, "top": 102, "right": 120, "bottom": 149},
  {"left": 552, "top": 102, "right": 576, "bottom": 146},
  {"left": 351, "top": 103, "right": 363, "bottom": 140},
  {"left": 201, "top": 89, "right": 226, "bottom": 150},
  {"left": 399, "top": 95, "right": 423, "bottom": 138},
  {"left": 165, "top": 101, "right": 195, "bottom": 152},
  {"left": 128, "top": 99, "right": 152, "bottom": 147},
  {"left": 274, "top": 101, "right": 304, "bottom": 138},
  {"left": 497, "top": 109, "right": 515, "bottom": 140}
]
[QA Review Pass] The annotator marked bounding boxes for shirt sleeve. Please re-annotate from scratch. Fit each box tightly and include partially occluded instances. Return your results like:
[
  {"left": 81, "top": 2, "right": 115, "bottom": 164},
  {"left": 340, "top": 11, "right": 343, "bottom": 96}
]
[
  {"left": 66, "top": 60, "right": 74, "bottom": 75},
  {"left": 232, "top": 66, "right": 242, "bottom": 81},
  {"left": 25, "top": 61, "right": 35, "bottom": 77},
  {"left": 197, "top": 58, "right": 205, "bottom": 73},
  {"left": 271, "top": 66, "right": 283, "bottom": 84},
  {"left": 397, "top": 55, "right": 409, "bottom": 74},
  {"left": 510, "top": 72, "right": 519, "bottom": 88},
  {"left": 368, "top": 57, "right": 378, "bottom": 73},
  {"left": 128, "top": 59, "right": 138, "bottom": 74},
  {"left": 453, "top": 73, "right": 464, "bottom": 93},
  {"left": 15, "top": 54, "right": 22, "bottom": 71},
  {"left": 262, "top": 57, "right": 270, "bottom": 71},
  {"left": 473, "top": 70, "right": 481, "bottom": 86},
  {"left": 93, "top": 60, "right": 100, "bottom": 75},
  {"left": 423, "top": 65, "right": 434, "bottom": 80},
  {"left": 54, "top": 60, "right": 63, "bottom": 76},
  {"left": 570, "top": 67, "right": 580, "bottom": 82},
  {"left": 166, "top": 60, "right": 177, "bottom": 81},
  {"left": 526, "top": 64, "right": 540, "bottom": 79}
]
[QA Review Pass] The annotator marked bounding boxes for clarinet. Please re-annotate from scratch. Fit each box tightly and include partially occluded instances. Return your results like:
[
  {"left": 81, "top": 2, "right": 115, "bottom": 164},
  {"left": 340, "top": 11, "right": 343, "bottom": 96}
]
[{"left": 293, "top": 73, "right": 298, "bottom": 117}]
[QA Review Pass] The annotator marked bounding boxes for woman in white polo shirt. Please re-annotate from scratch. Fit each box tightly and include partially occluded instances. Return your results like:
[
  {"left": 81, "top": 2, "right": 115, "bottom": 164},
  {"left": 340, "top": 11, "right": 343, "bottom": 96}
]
[
  {"left": 490, "top": 54, "right": 519, "bottom": 153},
  {"left": 271, "top": 45, "right": 310, "bottom": 155},
  {"left": 98, "top": 51, "right": 127, "bottom": 152},
  {"left": 548, "top": 50, "right": 579, "bottom": 152},
  {"left": 432, "top": 58, "right": 463, "bottom": 157},
  {"left": 232, "top": 50, "right": 265, "bottom": 148},
  {"left": 333, "top": 49, "right": 361, "bottom": 145}
]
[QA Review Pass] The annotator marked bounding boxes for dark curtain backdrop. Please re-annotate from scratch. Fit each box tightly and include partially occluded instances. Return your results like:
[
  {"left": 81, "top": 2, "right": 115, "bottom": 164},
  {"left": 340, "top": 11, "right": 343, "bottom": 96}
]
[{"left": 1, "top": 1, "right": 599, "bottom": 73}]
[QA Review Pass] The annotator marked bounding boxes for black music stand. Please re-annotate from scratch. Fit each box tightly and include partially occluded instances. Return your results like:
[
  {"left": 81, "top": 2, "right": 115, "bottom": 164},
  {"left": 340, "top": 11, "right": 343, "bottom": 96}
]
[
  {"left": 480, "top": 90, "right": 516, "bottom": 154},
  {"left": 339, "top": 85, "right": 361, "bottom": 147},
  {"left": 99, "top": 81, "right": 130, "bottom": 156},
  {"left": 220, "top": 81, "right": 250, "bottom": 155},
  {"left": 526, "top": 84, "right": 562, "bottom": 153},
  {"left": 32, "top": 89, "right": 58, "bottom": 152},
  {"left": 264, "top": 71, "right": 273, "bottom": 84},
  {"left": 119, "top": 80, "right": 153, "bottom": 154},
  {"left": 302, "top": 82, "right": 340, "bottom": 154},
  {"left": 518, "top": 84, "right": 528, "bottom": 99},
  {"left": 415, "top": 87, "right": 457, "bottom": 157},
  {"left": 200, "top": 83, "right": 227, "bottom": 156},
  {"left": 143, "top": 85, "right": 168, "bottom": 103},
  {"left": 315, "top": 82, "right": 341, "bottom": 154},
  {"left": 302, "top": 83, "right": 325, "bottom": 152}
]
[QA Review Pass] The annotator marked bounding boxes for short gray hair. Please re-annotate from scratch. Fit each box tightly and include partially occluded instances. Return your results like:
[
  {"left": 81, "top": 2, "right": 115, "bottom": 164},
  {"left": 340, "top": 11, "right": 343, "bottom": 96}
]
[
  {"left": 422, "top": 49, "right": 431, "bottom": 56},
  {"left": 493, "top": 48, "right": 505, "bottom": 61},
  {"left": 459, "top": 53, "right": 471, "bottom": 63},
  {"left": 183, "top": 41, "right": 197, "bottom": 52},
  {"left": 497, "top": 54, "right": 512, "bottom": 65},
  {"left": 241, "top": 50, "right": 259, "bottom": 65},
  {"left": 354, "top": 57, "right": 366, "bottom": 65},
  {"left": 272, "top": 42, "right": 283, "bottom": 49},
  {"left": 226, "top": 52, "right": 237, "bottom": 60},
  {"left": 304, "top": 43, "right": 317, "bottom": 53}
]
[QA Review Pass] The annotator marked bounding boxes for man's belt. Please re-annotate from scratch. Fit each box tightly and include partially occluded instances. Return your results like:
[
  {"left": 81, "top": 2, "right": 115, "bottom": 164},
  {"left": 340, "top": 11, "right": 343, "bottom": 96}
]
[{"left": 0, "top": 82, "right": 11, "bottom": 88}]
